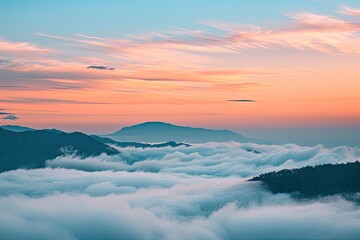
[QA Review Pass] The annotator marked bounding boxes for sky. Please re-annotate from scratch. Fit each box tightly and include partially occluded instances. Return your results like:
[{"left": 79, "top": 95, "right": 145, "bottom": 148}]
[{"left": 0, "top": 0, "right": 360, "bottom": 141}]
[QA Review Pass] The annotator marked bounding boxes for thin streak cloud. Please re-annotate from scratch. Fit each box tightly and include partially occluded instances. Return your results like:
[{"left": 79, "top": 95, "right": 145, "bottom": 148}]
[
  {"left": 228, "top": 99, "right": 256, "bottom": 102},
  {"left": 0, "top": 98, "right": 112, "bottom": 105},
  {"left": 338, "top": 5, "right": 360, "bottom": 16},
  {"left": 87, "top": 65, "right": 115, "bottom": 70}
]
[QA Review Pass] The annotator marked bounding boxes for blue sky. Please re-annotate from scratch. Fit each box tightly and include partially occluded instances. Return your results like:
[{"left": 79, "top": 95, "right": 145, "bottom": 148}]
[
  {"left": 1, "top": 0, "right": 360, "bottom": 146},
  {"left": 1, "top": 0, "right": 359, "bottom": 42}
]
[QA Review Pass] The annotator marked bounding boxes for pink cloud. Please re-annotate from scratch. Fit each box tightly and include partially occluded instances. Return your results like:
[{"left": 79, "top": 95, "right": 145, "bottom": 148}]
[
  {"left": 2, "top": 9, "right": 359, "bottom": 97},
  {"left": 37, "top": 11, "right": 360, "bottom": 58},
  {"left": 338, "top": 6, "right": 360, "bottom": 17},
  {"left": 207, "top": 13, "right": 360, "bottom": 54},
  {"left": 0, "top": 39, "right": 51, "bottom": 57}
]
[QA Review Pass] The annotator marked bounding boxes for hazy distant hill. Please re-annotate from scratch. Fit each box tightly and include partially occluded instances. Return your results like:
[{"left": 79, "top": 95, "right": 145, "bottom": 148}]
[
  {"left": 250, "top": 162, "right": 360, "bottom": 201},
  {"left": 0, "top": 125, "right": 35, "bottom": 132},
  {"left": 0, "top": 128, "right": 118, "bottom": 172},
  {"left": 92, "top": 135, "right": 191, "bottom": 148},
  {"left": 107, "top": 121, "right": 257, "bottom": 143}
]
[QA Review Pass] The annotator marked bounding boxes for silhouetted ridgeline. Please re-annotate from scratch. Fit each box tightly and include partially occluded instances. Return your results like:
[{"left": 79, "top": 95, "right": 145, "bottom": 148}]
[
  {"left": 250, "top": 162, "right": 360, "bottom": 200},
  {"left": 0, "top": 128, "right": 118, "bottom": 172},
  {"left": 107, "top": 121, "right": 259, "bottom": 143},
  {"left": 0, "top": 125, "right": 35, "bottom": 132},
  {"left": 91, "top": 135, "right": 191, "bottom": 148}
]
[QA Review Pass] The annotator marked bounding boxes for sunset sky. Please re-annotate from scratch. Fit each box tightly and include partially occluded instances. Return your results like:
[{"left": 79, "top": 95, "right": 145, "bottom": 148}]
[{"left": 1, "top": 0, "right": 360, "bottom": 137}]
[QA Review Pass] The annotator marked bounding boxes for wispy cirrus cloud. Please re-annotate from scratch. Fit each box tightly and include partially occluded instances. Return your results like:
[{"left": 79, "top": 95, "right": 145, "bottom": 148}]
[
  {"left": 0, "top": 97, "right": 112, "bottom": 105},
  {"left": 338, "top": 5, "right": 360, "bottom": 16},
  {"left": 38, "top": 11, "right": 360, "bottom": 56},
  {"left": 203, "top": 13, "right": 360, "bottom": 54},
  {"left": 6, "top": 10, "right": 356, "bottom": 93},
  {"left": 1, "top": 7, "right": 359, "bottom": 114},
  {"left": 0, "top": 39, "right": 51, "bottom": 57}
]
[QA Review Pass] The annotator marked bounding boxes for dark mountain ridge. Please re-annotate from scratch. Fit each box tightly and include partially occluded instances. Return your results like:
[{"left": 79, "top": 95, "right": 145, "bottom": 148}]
[
  {"left": 91, "top": 135, "right": 191, "bottom": 148},
  {"left": 0, "top": 128, "right": 118, "bottom": 172},
  {"left": 0, "top": 125, "right": 35, "bottom": 132},
  {"left": 250, "top": 162, "right": 360, "bottom": 201}
]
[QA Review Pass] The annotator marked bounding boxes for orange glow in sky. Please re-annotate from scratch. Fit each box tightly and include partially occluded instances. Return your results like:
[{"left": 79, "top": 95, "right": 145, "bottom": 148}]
[{"left": 1, "top": 2, "right": 360, "bottom": 133}]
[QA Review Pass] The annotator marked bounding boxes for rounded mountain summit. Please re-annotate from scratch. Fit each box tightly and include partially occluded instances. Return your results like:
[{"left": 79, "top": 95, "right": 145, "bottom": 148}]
[{"left": 107, "top": 121, "right": 259, "bottom": 143}]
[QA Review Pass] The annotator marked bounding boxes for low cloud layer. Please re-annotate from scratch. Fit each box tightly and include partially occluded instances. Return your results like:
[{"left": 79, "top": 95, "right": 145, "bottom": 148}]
[
  {"left": 47, "top": 142, "right": 360, "bottom": 177},
  {"left": 1, "top": 142, "right": 359, "bottom": 239}
]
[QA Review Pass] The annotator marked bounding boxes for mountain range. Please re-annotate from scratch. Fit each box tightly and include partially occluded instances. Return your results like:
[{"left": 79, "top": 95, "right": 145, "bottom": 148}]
[
  {"left": 0, "top": 123, "right": 194, "bottom": 172},
  {"left": 106, "top": 121, "right": 258, "bottom": 143},
  {"left": 0, "top": 121, "right": 262, "bottom": 172},
  {"left": 1, "top": 123, "right": 359, "bottom": 202},
  {"left": 0, "top": 127, "right": 119, "bottom": 172},
  {"left": 92, "top": 135, "right": 191, "bottom": 148}
]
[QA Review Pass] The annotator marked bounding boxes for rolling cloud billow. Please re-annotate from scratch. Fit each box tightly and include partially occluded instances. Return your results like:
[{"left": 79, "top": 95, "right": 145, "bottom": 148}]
[{"left": 0, "top": 142, "right": 360, "bottom": 239}]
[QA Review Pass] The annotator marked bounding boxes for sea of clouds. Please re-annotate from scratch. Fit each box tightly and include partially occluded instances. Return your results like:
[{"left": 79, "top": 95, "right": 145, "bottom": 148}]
[{"left": 1, "top": 142, "right": 360, "bottom": 239}]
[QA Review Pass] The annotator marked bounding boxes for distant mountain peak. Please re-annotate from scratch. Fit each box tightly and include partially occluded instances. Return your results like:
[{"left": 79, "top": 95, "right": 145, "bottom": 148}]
[
  {"left": 116, "top": 121, "right": 233, "bottom": 133},
  {"left": 0, "top": 125, "right": 35, "bottom": 132},
  {"left": 120, "top": 121, "right": 175, "bottom": 130},
  {"left": 135, "top": 121, "right": 173, "bottom": 126},
  {"left": 108, "top": 121, "right": 259, "bottom": 143}
]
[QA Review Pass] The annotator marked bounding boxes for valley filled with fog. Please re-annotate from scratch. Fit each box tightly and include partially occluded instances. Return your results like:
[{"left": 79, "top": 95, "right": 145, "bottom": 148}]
[{"left": 1, "top": 142, "right": 360, "bottom": 240}]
